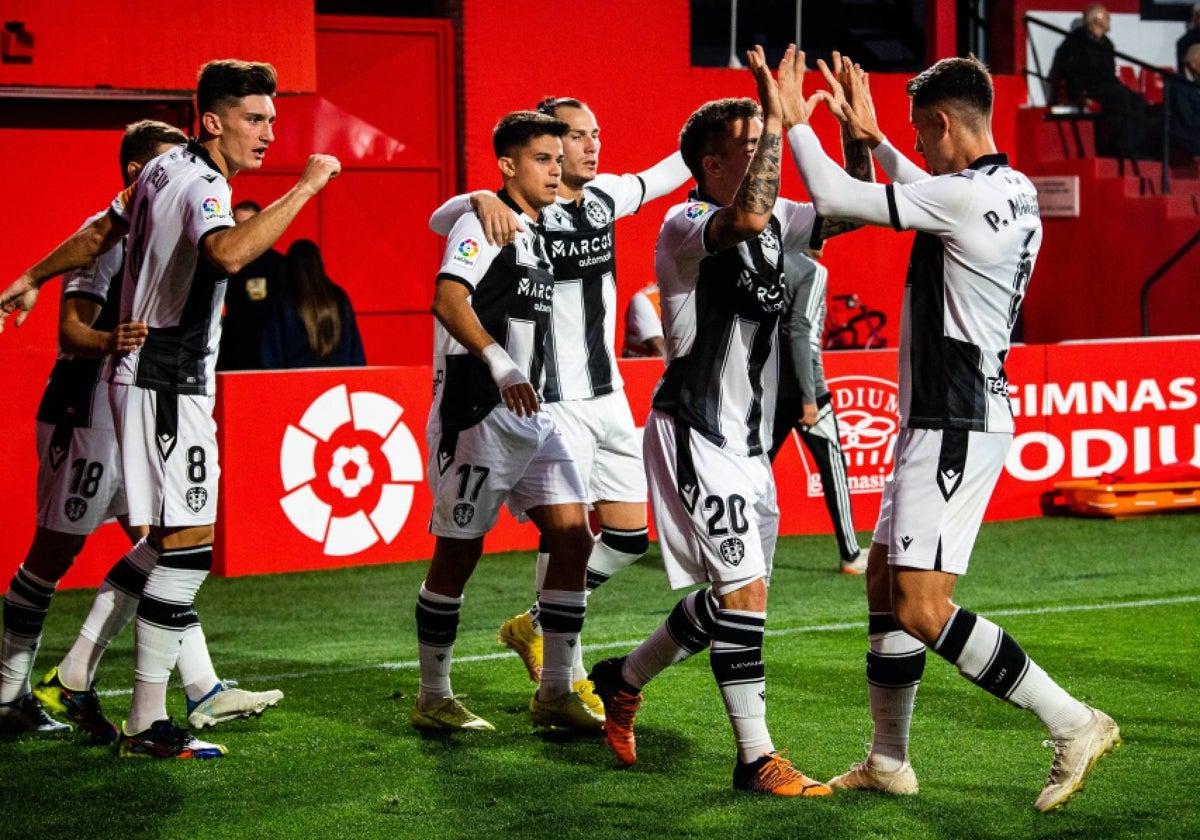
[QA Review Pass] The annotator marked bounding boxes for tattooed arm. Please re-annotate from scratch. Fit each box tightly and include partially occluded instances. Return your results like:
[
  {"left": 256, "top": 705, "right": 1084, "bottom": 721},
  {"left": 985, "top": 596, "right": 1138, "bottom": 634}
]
[
  {"left": 704, "top": 45, "right": 788, "bottom": 252},
  {"left": 818, "top": 124, "right": 876, "bottom": 240}
]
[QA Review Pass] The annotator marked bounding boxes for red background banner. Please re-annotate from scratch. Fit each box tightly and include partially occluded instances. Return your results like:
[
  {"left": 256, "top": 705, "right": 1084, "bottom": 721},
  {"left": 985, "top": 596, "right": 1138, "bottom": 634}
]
[{"left": 4, "top": 339, "right": 1196, "bottom": 590}]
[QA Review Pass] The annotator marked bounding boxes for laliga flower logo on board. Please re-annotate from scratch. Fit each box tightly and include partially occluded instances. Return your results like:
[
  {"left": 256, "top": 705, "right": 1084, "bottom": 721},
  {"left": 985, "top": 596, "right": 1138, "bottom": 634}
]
[
  {"left": 279, "top": 385, "right": 423, "bottom": 557},
  {"left": 794, "top": 375, "right": 899, "bottom": 497}
]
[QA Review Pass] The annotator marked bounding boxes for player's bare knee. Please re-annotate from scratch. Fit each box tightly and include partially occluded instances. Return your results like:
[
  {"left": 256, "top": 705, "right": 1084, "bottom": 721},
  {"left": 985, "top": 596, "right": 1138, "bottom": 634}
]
[{"left": 714, "top": 576, "right": 767, "bottom": 612}]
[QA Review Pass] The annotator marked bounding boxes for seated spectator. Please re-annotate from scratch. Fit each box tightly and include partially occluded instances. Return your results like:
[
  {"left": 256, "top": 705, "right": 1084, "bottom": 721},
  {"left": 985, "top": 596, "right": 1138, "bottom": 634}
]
[
  {"left": 1178, "top": 3, "right": 1200, "bottom": 73},
  {"left": 217, "top": 200, "right": 285, "bottom": 371},
  {"left": 622, "top": 282, "right": 664, "bottom": 358},
  {"left": 261, "top": 239, "right": 366, "bottom": 368},
  {"left": 1049, "top": 3, "right": 1151, "bottom": 159},
  {"left": 1171, "top": 44, "right": 1200, "bottom": 157}
]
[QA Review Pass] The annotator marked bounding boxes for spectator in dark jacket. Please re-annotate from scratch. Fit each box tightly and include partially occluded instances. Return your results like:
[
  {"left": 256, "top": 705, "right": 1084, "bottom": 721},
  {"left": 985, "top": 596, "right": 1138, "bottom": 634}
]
[
  {"left": 217, "top": 200, "right": 285, "bottom": 370},
  {"left": 1172, "top": 44, "right": 1200, "bottom": 157},
  {"left": 1177, "top": 4, "right": 1200, "bottom": 73},
  {"left": 261, "top": 239, "right": 366, "bottom": 368},
  {"left": 1049, "top": 3, "right": 1150, "bottom": 158}
]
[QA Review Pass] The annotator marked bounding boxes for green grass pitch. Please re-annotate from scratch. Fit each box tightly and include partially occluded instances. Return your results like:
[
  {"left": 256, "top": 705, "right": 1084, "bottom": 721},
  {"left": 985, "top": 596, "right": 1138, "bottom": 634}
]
[{"left": 2, "top": 513, "right": 1197, "bottom": 839}]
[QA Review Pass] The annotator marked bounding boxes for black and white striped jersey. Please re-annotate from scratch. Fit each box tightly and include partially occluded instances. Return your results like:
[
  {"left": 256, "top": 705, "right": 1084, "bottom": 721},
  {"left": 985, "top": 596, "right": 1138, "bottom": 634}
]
[
  {"left": 108, "top": 141, "right": 232, "bottom": 396},
  {"left": 431, "top": 191, "right": 556, "bottom": 434},
  {"left": 652, "top": 192, "right": 818, "bottom": 456},
  {"left": 539, "top": 173, "right": 647, "bottom": 402},
  {"left": 36, "top": 211, "right": 125, "bottom": 430},
  {"left": 886, "top": 153, "right": 1039, "bottom": 434}
]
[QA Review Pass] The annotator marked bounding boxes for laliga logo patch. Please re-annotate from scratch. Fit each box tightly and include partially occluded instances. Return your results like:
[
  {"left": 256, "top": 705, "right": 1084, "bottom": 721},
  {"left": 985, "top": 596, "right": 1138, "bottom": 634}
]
[
  {"left": 280, "top": 385, "right": 423, "bottom": 557},
  {"left": 719, "top": 537, "right": 745, "bottom": 567},
  {"left": 201, "top": 196, "right": 223, "bottom": 220},
  {"left": 684, "top": 203, "right": 710, "bottom": 221},
  {"left": 452, "top": 502, "right": 475, "bottom": 528},
  {"left": 186, "top": 487, "right": 208, "bottom": 513},
  {"left": 584, "top": 199, "right": 611, "bottom": 227},
  {"left": 64, "top": 497, "right": 87, "bottom": 523},
  {"left": 451, "top": 237, "right": 481, "bottom": 268}
]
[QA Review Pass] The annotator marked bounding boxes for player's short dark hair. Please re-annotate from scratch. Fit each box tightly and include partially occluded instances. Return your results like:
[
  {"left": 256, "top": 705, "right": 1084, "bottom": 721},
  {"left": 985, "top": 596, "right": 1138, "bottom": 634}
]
[
  {"left": 535, "top": 96, "right": 586, "bottom": 117},
  {"left": 679, "top": 97, "right": 762, "bottom": 188},
  {"left": 196, "top": 59, "right": 278, "bottom": 116},
  {"left": 492, "top": 111, "right": 569, "bottom": 158},
  {"left": 906, "top": 56, "right": 993, "bottom": 125},
  {"left": 119, "top": 120, "right": 186, "bottom": 173},
  {"left": 233, "top": 199, "right": 263, "bottom": 214}
]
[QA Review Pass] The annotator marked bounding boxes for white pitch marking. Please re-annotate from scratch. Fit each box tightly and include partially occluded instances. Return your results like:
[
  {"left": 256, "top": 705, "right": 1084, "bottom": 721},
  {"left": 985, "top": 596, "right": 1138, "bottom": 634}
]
[{"left": 95, "top": 594, "right": 1200, "bottom": 697}]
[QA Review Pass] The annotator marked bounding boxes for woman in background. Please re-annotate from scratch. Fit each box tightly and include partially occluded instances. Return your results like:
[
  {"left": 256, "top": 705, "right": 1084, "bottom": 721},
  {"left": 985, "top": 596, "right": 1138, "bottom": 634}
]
[{"left": 261, "top": 239, "right": 366, "bottom": 368}]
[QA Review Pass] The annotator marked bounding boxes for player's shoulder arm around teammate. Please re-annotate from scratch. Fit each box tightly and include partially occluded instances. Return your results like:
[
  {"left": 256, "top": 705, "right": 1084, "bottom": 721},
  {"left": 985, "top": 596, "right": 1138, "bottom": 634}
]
[
  {"left": 1, "top": 205, "right": 126, "bottom": 332},
  {"left": 429, "top": 191, "right": 523, "bottom": 246},
  {"left": 600, "top": 150, "right": 692, "bottom": 218}
]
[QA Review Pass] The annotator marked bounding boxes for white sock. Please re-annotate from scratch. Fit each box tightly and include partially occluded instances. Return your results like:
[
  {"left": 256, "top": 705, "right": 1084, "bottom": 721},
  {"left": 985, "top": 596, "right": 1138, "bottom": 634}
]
[
  {"left": 59, "top": 537, "right": 158, "bottom": 689},
  {"left": 527, "top": 549, "right": 550, "bottom": 634},
  {"left": 865, "top": 612, "right": 925, "bottom": 771},
  {"left": 416, "top": 584, "right": 462, "bottom": 707},
  {"left": 0, "top": 565, "right": 58, "bottom": 703},
  {"left": 711, "top": 610, "right": 773, "bottom": 763},
  {"left": 537, "top": 588, "right": 586, "bottom": 699},
  {"left": 935, "top": 607, "right": 1091, "bottom": 739},
  {"left": 624, "top": 588, "right": 717, "bottom": 690},
  {"left": 177, "top": 624, "right": 220, "bottom": 702}
]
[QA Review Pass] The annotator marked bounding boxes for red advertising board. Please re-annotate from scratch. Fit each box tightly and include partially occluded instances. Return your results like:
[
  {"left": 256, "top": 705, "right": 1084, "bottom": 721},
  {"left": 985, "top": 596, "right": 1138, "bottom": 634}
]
[{"left": 2, "top": 339, "right": 1197, "bottom": 590}]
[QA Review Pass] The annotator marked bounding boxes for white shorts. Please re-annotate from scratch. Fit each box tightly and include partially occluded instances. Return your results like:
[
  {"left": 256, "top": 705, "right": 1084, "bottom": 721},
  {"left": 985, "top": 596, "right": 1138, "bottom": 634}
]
[
  {"left": 35, "top": 420, "right": 127, "bottom": 535},
  {"left": 427, "top": 408, "right": 587, "bottom": 539},
  {"left": 543, "top": 390, "right": 647, "bottom": 505},
  {"left": 110, "top": 384, "right": 220, "bottom": 528},
  {"left": 872, "top": 427, "right": 1010, "bottom": 575},
  {"left": 643, "top": 409, "right": 778, "bottom": 592}
]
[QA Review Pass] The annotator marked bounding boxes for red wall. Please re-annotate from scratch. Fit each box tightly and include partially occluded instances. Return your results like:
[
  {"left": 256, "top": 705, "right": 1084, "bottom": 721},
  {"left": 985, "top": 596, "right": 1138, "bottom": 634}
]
[{"left": 0, "top": 0, "right": 315, "bottom": 92}]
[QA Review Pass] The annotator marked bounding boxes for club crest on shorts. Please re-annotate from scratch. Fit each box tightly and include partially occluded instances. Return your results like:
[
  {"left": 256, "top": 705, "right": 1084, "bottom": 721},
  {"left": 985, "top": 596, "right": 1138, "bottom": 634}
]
[
  {"left": 719, "top": 537, "right": 745, "bottom": 567},
  {"left": 186, "top": 487, "right": 208, "bottom": 513},
  {"left": 64, "top": 497, "right": 87, "bottom": 523},
  {"left": 453, "top": 502, "right": 475, "bottom": 527}
]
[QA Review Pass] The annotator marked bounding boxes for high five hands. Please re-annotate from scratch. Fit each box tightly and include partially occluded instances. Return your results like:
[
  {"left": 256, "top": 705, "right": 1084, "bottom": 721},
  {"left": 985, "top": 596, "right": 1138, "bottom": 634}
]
[{"left": 816, "top": 52, "right": 884, "bottom": 146}]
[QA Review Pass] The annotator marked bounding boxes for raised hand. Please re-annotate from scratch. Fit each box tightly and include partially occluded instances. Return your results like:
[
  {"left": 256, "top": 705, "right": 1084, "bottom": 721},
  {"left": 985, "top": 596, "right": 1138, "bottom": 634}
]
[
  {"left": 298, "top": 154, "right": 342, "bottom": 197},
  {"left": 819, "top": 53, "right": 883, "bottom": 145},
  {"left": 777, "top": 45, "right": 823, "bottom": 129},
  {"left": 746, "top": 44, "right": 782, "bottom": 123}
]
